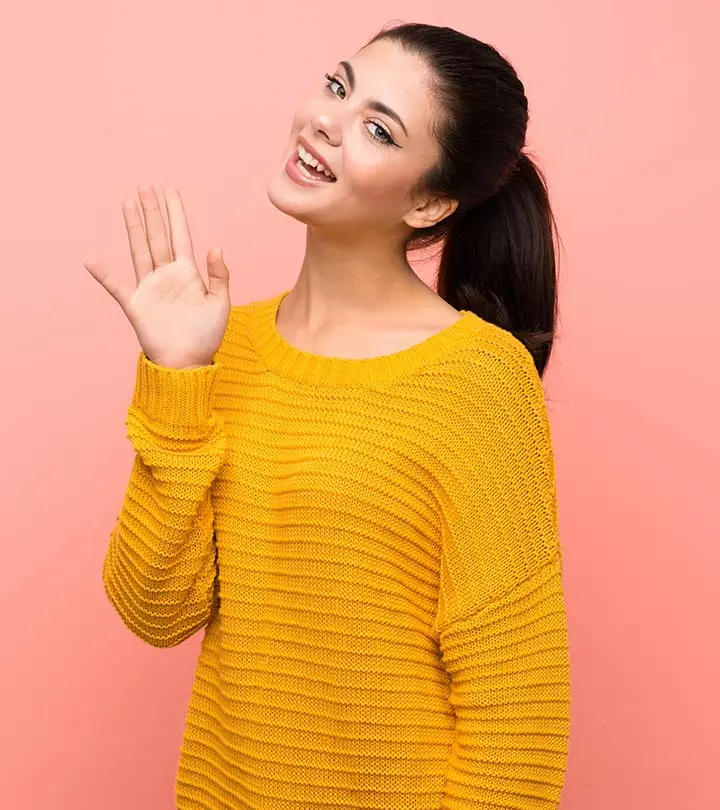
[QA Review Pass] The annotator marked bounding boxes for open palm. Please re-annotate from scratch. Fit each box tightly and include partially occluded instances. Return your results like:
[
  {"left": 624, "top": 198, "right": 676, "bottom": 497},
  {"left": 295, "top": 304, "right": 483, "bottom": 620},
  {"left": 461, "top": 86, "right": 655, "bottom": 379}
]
[{"left": 85, "top": 185, "right": 231, "bottom": 370}]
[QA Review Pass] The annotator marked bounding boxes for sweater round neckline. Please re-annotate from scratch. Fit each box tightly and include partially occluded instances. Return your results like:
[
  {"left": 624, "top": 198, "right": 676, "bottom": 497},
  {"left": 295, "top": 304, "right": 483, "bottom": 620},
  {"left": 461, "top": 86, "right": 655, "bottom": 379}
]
[{"left": 246, "top": 288, "right": 480, "bottom": 387}]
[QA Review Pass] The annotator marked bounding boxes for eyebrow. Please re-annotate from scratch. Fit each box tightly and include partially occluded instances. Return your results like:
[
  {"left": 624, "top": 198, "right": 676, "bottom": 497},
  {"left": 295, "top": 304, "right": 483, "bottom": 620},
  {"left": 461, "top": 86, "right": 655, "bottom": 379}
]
[{"left": 339, "top": 60, "right": 409, "bottom": 138}]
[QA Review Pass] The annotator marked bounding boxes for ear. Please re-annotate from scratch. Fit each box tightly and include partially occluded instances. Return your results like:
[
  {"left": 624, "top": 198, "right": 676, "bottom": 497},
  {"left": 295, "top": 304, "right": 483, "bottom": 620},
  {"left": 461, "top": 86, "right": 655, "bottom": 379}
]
[{"left": 402, "top": 195, "right": 459, "bottom": 230}]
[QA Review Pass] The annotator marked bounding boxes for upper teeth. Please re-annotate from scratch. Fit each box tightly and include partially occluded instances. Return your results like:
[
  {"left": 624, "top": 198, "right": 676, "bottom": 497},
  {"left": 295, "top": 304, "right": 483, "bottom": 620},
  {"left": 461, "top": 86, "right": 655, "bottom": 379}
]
[{"left": 297, "top": 144, "right": 335, "bottom": 179}]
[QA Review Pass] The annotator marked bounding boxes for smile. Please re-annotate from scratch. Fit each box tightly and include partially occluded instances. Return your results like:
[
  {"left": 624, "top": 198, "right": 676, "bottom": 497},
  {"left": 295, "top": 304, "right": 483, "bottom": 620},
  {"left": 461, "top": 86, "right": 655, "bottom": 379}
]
[
  {"left": 296, "top": 143, "right": 336, "bottom": 180},
  {"left": 284, "top": 149, "right": 337, "bottom": 187}
]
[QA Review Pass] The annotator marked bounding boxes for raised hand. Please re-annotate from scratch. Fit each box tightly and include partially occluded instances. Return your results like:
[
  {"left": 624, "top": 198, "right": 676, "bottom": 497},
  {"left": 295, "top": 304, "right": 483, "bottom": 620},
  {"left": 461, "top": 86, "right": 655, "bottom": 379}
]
[{"left": 85, "top": 185, "right": 231, "bottom": 369}]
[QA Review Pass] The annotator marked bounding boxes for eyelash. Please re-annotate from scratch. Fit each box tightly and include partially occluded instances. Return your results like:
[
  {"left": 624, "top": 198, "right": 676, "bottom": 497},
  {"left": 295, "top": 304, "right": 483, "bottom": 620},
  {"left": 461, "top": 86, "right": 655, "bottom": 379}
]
[{"left": 323, "top": 72, "right": 396, "bottom": 146}]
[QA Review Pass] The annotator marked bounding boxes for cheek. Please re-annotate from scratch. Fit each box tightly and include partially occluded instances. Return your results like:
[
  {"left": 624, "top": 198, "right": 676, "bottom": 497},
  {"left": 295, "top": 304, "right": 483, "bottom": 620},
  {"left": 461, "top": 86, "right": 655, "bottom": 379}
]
[{"left": 343, "top": 148, "right": 413, "bottom": 206}]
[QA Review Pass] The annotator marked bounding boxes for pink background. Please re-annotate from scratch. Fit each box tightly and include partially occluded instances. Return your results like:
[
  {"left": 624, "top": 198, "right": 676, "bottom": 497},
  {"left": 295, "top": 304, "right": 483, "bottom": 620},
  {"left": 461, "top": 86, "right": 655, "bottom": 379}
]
[{"left": 1, "top": 2, "right": 717, "bottom": 808}]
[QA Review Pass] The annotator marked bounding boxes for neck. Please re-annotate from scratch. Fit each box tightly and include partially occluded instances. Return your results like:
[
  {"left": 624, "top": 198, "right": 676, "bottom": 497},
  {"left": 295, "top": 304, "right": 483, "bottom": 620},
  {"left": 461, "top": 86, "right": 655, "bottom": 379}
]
[{"left": 282, "top": 225, "right": 433, "bottom": 331}]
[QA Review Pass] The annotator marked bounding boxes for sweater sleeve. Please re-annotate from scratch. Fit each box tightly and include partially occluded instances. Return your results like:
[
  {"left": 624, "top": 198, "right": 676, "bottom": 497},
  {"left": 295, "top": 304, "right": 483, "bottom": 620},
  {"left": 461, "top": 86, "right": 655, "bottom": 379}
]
[
  {"left": 433, "top": 342, "right": 571, "bottom": 809},
  {"left": 102, "top": 350, "right": 228, "bottom": 648}
]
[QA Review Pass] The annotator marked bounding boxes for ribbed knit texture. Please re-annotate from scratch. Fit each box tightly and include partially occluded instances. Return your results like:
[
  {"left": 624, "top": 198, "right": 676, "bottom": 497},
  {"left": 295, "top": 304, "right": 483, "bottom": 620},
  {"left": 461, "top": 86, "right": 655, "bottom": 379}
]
[{"left": 102, "top": 289, "right": 571, "bottom": 810}]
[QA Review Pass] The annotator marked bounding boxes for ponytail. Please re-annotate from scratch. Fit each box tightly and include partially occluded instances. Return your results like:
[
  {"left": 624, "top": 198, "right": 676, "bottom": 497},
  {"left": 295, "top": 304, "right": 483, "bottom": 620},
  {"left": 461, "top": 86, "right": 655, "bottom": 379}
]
[
  {"left": 436, "top": 153, "right": 559, "bottom": 378},
  {"left": 365, "top": 23, "right": 560, "bottom": 375}
]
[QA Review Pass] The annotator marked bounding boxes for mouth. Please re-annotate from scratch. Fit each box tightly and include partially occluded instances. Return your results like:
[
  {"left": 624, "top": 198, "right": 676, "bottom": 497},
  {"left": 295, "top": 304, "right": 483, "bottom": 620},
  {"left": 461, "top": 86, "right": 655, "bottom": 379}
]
[{"left": 294, "top": 140, "right": 337, "bottom": 183}]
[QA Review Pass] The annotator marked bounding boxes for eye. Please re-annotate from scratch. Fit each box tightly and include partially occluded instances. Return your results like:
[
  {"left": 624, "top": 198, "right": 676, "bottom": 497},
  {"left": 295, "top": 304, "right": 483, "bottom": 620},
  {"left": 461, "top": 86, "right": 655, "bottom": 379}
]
[
  {"left": 323, "top": 72, "right": 345, "bottom": 99},
  {"left": 366, "top": 121, "right": 393, "bottom": 145},
  {"left": 322, "top": 71, "right": 398, "bottom": 147}
]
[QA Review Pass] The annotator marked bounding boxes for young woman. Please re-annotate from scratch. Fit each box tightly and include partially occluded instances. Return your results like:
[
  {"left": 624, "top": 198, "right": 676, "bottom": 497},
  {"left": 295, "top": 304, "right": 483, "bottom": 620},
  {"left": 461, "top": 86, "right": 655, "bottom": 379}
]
[{"left": 87, "top": 21, "right": 571, "bottom": 810}]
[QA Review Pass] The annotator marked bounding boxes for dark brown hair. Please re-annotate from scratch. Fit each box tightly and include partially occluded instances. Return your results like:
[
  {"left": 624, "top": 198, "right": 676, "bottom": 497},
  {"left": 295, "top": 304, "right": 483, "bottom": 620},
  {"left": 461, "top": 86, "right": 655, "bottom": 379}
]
[{"left": 365, "top": 22, "right": 560, "bottom": 376}]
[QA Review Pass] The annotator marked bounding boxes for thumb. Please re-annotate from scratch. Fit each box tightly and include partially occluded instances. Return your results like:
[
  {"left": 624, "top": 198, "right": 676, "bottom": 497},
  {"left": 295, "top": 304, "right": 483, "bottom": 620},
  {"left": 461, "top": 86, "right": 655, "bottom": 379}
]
[
  {"left": 206, "top": 246, "right": 230, "bottom": 299},
  {"left": 84, "top": 258, "right": 132, "bottom": 312}
]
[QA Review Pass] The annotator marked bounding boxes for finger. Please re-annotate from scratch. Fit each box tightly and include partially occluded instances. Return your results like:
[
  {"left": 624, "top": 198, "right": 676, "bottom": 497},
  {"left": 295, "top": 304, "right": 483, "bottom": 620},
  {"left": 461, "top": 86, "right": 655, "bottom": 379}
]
[
  {"left": 206, "top": 246, "right": 230, "bottom": 300},
  {"left": 164, "top": 186, "right": 195, "bottom": 261},
  {"left": 84, "top": 258, "right": 132, "bottom": 310},
  {"left": 122, "top": 198, "right": 154, "bottom": 284},
  {"left": 137, "top": 185, "right": 173, "bottom": 268}
]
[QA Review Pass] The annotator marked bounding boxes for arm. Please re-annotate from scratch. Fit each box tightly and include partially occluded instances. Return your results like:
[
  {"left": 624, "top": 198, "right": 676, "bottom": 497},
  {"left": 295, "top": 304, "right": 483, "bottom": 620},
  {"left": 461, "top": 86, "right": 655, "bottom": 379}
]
[
  {"left": 102, "top": 350, "right": 227, "bottom": 648},
  {"left": 434, "top": 341, "right": 571, "bottom": 809}
]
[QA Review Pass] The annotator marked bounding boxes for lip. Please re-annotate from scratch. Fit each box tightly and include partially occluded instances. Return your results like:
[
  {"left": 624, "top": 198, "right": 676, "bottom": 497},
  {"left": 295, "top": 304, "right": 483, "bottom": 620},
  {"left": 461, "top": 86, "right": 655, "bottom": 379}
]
[
  {"left": 297, "top": 135, "right": 336, "bottom": 179},
  {"left": 284, "top": 151, "right": 336, "bottom": 187}
]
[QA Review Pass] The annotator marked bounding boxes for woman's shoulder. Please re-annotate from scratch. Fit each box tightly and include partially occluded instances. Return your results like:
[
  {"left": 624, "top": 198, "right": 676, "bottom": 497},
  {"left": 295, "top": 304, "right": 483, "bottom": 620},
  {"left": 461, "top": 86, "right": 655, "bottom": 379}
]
[
  {"left": 441, "top": 312, "right": 544, "bottom": 401},
  {"left": 228, "top": 290, "right": 283, "bottom": 322}
]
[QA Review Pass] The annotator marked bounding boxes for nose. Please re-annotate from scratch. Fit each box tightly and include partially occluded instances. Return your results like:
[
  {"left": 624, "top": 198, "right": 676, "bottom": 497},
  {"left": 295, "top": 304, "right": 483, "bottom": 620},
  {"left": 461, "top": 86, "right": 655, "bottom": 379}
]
[{"left": 311, "top": 111, "right": 342, "bottom": 147}]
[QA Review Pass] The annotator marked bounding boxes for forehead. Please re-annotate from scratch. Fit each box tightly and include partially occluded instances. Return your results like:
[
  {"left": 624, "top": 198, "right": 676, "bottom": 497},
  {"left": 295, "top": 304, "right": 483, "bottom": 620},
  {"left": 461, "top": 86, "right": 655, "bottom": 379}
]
[{"left": 347, "top": 38, "right": 437, "bottom": 140}]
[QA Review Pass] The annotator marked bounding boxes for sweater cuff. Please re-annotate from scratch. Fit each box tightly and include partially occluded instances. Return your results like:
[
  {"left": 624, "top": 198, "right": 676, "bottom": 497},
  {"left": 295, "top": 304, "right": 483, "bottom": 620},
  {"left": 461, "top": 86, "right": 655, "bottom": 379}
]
[{"left": 130, "top": 350, "right": 221, "bottom": 431}]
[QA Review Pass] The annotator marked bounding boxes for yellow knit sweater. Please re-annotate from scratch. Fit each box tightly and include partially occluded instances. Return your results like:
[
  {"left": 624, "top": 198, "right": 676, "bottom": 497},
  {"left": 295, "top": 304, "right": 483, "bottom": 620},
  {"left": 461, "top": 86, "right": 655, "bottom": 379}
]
[{"left": 102, "top": 289, "right": 571, "bottom": 810}]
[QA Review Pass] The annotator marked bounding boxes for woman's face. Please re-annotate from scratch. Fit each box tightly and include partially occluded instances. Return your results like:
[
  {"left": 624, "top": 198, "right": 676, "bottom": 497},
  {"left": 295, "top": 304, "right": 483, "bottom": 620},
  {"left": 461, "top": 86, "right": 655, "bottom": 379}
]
[{"left": 267, "top": 38, "right": 452, "bottom": 237}]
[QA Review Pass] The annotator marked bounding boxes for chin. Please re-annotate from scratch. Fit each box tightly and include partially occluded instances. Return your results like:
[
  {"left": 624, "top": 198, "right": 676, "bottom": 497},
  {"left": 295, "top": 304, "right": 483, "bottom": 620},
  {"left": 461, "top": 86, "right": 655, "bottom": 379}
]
[{"left": 266, "top": 173, "right": 334, "bottom": 228}]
